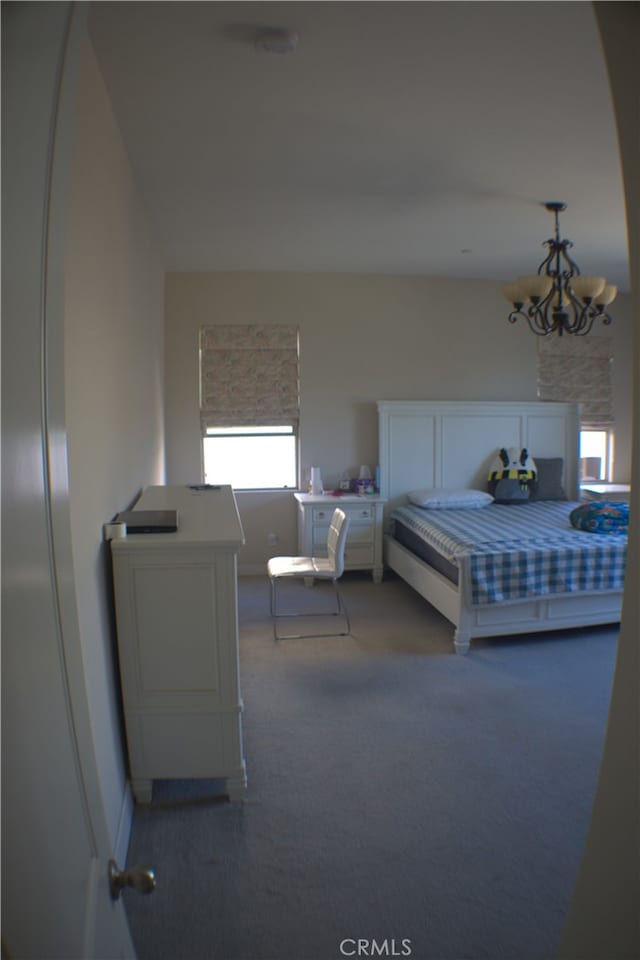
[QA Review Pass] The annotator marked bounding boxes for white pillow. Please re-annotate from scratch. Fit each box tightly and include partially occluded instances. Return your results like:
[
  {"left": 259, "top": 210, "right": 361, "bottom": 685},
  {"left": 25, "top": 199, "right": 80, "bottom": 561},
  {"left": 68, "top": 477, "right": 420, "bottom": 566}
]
[{"left": 408, "top": 488, "right": 494, "bottom": 510}]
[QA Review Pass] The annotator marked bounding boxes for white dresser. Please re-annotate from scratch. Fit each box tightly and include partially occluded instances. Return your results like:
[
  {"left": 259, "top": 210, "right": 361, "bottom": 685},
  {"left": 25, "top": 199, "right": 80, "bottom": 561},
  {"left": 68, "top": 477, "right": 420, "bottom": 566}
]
[
  {"left": 110, "top": 485, "right": 246, "bottom": 803},
  {"left": 294, "top": 493, "right": 386, "bottom": 583}
]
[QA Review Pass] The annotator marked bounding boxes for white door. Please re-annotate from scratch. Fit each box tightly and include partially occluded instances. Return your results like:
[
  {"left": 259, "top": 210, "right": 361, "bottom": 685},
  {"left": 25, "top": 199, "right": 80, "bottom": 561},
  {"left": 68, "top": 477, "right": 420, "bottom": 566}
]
[{"left": 1, "top": 4, "right": 136, "bottom": 957}]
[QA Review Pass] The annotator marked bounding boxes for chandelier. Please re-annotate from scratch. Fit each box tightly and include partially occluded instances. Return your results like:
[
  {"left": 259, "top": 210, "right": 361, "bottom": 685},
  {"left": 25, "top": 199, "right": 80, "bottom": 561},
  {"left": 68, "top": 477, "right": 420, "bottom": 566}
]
[{"left": 502, "top": 201, "right": 617, "bottom": 336}]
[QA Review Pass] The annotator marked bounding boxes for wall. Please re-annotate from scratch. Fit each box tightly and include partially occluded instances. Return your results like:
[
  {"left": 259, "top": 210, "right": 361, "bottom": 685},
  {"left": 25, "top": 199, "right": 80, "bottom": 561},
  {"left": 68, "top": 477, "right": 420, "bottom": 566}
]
[
  {"left": 64, "top": 37, "right": 165, "bottom": 848},
  {"left": 608, "top": 292, "right": 634, "bottom": 482},
  {"left": 165, "top": 271, "right": 633, "bottom": 571}
]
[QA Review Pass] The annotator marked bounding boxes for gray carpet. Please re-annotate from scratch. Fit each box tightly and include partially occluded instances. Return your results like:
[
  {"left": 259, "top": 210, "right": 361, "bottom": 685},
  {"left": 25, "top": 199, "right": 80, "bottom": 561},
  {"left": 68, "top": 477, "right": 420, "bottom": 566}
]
[{"left": 124, "top": 573, "right": 618, "bottom": 960}]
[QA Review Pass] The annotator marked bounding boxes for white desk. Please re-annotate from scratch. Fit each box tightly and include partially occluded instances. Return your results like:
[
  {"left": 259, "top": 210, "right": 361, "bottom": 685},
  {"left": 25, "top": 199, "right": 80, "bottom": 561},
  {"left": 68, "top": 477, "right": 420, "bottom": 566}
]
[
  {"left": 111, "top": 485, "right": 246, "bottom": 803},
  {"left": 580, "top": 483, "right": 631, "bottom": 502},
  {"left": 295, "top": 493, "right": 386, "bottom": 583}
]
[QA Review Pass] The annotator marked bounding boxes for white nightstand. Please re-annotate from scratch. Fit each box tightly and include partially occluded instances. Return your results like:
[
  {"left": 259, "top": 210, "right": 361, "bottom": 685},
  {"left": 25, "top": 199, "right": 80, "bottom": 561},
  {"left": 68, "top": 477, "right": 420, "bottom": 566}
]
[
  {"left": 580, "top": 483, "right": 631, "bottom": 502},
  {"left": 294, "top": 493, "right": 386, "bottom": 583}
]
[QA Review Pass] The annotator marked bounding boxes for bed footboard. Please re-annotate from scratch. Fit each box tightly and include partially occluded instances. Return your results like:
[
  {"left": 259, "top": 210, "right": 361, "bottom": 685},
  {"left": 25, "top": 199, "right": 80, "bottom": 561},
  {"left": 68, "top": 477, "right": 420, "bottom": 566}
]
[
  {"left": 384, "top": 534, "right": 622, "bottom": 655},
  {"left": 385, "top": 534, "right": 462, "bottom": 626}
]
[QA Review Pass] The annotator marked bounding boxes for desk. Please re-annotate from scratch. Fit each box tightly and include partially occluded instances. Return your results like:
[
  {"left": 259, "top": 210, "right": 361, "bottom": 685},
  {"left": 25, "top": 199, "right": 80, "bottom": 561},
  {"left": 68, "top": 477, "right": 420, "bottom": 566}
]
[
  {"left": 580, "top": 483, "right": 631, "bottom": 502},
  {"left": 111, "top": 485, "right": 246, "bottom": 803},
  {"left": 295, "top": 493, "right": 386, "bottom": 583}
]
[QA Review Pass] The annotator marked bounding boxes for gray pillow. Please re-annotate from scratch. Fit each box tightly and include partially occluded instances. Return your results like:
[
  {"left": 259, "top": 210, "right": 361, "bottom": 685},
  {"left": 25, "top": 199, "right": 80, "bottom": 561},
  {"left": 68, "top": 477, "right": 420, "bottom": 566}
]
[{"left": 530, "top": 458, "right": 567, "bottom": 501}]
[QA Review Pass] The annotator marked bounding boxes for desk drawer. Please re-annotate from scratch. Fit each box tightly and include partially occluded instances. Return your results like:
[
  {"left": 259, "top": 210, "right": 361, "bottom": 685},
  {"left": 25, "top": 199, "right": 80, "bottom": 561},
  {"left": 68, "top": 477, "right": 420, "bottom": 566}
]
[
  {"left": 312, "top": 504, "right": 373, "bottom": 525},
  {"left": 296, "top": 494, "right": 385, "bottom": 579},
  {"left": 346, "top": 505, "right": 374, "bottom": 524},
  {"left": 344, "top": 543, "right": 375, "bottom": 567},
  {"left": 313, "top": 523, "right": 373, "bottom": 547}
]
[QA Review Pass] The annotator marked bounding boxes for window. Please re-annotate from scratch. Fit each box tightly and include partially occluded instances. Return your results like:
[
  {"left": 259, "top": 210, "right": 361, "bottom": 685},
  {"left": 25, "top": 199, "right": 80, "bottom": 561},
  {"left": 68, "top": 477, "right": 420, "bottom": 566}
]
[
  {"left": 199, "top": 325, "right": 299, "bottom": 489},
  {"left": 578, "top": 428, "right": 613, "bottom": 483},
  {"left": 537, "top": 335, "right": 614, "bottom": 481},
  {"left": 203, "top": 426, "right": 297, "bottom": 488}
]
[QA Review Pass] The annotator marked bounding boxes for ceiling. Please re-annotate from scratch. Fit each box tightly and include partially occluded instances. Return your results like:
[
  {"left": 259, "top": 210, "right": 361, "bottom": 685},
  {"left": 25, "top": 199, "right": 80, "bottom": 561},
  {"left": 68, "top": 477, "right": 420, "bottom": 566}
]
[{"left": 88, "top": 1, "right": 630, "bottom": 291}]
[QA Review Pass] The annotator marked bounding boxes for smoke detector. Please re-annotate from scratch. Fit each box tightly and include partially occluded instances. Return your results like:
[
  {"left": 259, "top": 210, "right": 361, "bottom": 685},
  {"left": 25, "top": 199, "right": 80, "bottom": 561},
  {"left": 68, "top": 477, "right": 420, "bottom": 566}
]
[{"left": 255, "top": 27, "right": 298, "bottom": 54}]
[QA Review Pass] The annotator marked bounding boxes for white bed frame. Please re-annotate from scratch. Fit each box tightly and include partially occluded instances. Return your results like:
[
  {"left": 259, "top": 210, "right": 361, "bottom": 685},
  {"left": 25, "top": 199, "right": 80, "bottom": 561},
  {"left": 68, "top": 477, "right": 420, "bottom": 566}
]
[{"left": 378, "top": 400, "right": 623, "bottom": 654}]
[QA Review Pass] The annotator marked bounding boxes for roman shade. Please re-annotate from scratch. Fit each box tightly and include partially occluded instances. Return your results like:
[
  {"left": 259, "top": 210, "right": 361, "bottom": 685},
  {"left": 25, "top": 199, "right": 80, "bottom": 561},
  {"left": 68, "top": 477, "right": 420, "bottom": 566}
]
[
  {"left": 537, "top": 335, "right": 613, "bottom": 428},
  {"left": 199, "top": 325, "right": 299, "bottom": 432}
]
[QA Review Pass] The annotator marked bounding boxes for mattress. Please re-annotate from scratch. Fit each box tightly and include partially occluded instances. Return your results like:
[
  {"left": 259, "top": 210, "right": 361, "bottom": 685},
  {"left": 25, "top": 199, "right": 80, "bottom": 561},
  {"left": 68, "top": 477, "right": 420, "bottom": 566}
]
[
  {"left": 393, "top": 518, "right": 460, "bottom": 585},
  {"left": 391, "top": 501, "right": 627, "bottom": 606}
]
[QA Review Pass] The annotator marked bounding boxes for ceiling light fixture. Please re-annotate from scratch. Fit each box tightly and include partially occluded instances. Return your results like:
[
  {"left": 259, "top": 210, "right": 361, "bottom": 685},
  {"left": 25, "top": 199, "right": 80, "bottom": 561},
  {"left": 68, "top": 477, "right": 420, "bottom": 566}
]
[
  {"left": 502, "top": 202, "right": 617, "bottom": 336},
  {"left": 255, "top": 27, "right": 298, "bottom": 54}
]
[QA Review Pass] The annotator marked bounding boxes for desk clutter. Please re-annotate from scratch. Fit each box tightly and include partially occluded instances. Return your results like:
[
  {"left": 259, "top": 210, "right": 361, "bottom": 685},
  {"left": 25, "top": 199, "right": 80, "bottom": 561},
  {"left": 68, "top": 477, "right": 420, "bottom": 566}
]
[{"left": 308, "top": 464, "right": 380, "bottom": 496}]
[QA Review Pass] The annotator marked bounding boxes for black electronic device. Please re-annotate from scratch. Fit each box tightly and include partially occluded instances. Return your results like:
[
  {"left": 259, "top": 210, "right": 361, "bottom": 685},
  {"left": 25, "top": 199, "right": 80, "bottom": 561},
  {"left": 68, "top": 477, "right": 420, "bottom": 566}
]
[{"left": 115, "top": 510, "right": 178, "bottom": 533}]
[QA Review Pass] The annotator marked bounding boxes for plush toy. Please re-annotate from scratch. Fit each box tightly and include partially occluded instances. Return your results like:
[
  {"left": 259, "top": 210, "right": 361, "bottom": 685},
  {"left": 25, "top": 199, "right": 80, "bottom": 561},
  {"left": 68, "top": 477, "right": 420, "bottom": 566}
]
[
  {"left": 569, "top": 501, "right": 629, "bottom": 534},
  {"left": 488, "top": 447, "right": 537, "bottom": 504}
]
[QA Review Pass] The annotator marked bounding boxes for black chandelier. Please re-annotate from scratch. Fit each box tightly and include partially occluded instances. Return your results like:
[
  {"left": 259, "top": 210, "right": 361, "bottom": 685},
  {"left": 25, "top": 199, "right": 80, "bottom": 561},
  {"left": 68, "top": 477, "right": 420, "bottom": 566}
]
[{"left": 503, "top": 202, "right": 617, "bottom": 336}]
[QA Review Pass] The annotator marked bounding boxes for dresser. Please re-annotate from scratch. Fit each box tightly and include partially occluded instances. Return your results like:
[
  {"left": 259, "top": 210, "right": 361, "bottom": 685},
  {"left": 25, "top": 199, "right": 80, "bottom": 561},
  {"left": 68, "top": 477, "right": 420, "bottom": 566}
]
[
  {"left": 294, "top": 493, "right": 386, "bottom": 583},
  {"left": 110, "top": 485, "right": 246, "bottom": 803}
]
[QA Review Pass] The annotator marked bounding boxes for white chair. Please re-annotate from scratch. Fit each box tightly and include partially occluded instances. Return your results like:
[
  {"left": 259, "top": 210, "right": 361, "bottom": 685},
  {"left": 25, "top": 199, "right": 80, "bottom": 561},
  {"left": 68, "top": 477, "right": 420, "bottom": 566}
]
[{"left": 267, "top": 507, "right": 351, "bottom": 640}]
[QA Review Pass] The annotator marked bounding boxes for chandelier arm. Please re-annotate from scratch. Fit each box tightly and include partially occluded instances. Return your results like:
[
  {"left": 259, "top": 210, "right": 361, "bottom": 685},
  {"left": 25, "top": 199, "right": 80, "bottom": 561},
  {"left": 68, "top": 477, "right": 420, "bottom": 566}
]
[
  {"left": 537, "top": 242, "right": 557, "bottom": 276},
  {"left": 527, "top": 303, "right": 556, "bottom": 335},
  {"left": 527, "top": 316, "right": 554, "bottom": 336},
  {"left": 528, "top": 323, "right": 549, "bottom": 336},
  {"left": 565, "top": 302, "right": 595, "bottom": 335},
  {"left": 507, "top": 306, "right": 552, "bottom": 335},
  {"left": 562, "top": 282, "right": 586, "bottom": 316},
  {"left": 558, "top": 241, "right": 580, "bottom": 278},
  {"left": 554, "top": 240, "right": 564, "bottom": 290},
  {"left": 573, "top": 311, "right": 595, "bottom": 335}
]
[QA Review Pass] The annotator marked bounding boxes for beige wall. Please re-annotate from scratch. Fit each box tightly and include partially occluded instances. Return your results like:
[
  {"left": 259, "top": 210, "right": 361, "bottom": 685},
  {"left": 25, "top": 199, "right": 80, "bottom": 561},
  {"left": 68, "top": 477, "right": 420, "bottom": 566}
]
[
  {"left": 165, "top": 272, "right": 633, "bottom": 572},
  {"left": 608, "top": 292, "right": 634, "bottom": 482},
  {"left": 64, "top": 38, "right": 165, "bottom": 846}
]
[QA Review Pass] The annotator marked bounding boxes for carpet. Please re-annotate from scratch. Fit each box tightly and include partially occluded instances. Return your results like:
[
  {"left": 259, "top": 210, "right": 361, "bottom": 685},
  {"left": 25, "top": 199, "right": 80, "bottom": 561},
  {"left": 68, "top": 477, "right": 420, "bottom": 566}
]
[{"left": 124, "top": 573, "right": 618, "bottom": 960}]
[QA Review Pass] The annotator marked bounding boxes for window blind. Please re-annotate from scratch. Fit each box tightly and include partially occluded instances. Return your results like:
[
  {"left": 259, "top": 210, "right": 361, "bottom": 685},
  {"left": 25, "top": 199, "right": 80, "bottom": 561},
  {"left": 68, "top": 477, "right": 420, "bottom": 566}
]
[
  {"left": 199, "top": 324, "right": 299, "bottom": 431},
  {"left": 537, "top": 335, "right": 613, "bottom": 427}
]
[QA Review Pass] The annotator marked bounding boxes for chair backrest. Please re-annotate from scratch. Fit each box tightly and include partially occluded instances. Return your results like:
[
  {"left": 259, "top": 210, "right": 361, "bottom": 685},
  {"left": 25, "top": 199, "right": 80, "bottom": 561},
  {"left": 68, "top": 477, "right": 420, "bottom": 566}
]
[{"left": 326, "top": 508, "right": 351, "bottom": 578}]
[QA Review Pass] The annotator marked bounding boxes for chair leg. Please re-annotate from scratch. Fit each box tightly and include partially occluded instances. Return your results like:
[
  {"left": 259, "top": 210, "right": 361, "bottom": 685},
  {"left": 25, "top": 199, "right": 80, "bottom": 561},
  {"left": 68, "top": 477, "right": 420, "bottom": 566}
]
[
  {"left": 332, "top": 579, "right": 351, "bottom": 635},
  {"left": 270, "top": 575, "right": 277, "bottom": 618},
  {"left": 270, "top": 576, "right": 351, "bottom": 641}
]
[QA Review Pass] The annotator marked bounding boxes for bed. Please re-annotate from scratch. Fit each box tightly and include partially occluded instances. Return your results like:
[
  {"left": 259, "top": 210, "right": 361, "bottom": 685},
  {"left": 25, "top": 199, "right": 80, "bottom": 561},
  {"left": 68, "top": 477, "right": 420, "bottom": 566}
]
[{"left": 378, "top": 400, "right": 626, "bottom": 654}]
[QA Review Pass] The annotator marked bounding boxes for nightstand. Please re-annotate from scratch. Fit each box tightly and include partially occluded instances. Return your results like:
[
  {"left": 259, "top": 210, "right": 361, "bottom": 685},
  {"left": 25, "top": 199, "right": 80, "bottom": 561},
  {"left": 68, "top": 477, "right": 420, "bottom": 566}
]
[
  {"left": 580, "top": 483, "right": 631, "bottom": 502},
  {"left": 294, "top": 493, "right": 386, "bottom": 583}
]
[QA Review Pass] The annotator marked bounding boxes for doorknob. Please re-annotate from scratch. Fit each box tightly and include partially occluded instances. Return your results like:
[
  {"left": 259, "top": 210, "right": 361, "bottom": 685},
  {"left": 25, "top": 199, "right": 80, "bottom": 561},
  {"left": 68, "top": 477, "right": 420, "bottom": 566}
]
[{"left": 108, "top": 859, "right": 156, "bottom": 900}]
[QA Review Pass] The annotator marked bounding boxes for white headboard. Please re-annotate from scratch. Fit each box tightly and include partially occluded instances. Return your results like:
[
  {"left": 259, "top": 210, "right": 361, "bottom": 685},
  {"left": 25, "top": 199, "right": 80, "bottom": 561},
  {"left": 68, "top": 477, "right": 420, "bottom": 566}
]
[{"left": 377, "top": 400, "right": 580, "bottom": 523}]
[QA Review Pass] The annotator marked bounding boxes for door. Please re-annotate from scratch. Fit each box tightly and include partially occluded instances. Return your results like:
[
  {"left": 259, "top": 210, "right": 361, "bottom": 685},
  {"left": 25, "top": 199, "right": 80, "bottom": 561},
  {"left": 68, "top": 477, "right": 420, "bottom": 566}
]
[{"left": 1, "top": 4, "right": 136, "bottom": 957}]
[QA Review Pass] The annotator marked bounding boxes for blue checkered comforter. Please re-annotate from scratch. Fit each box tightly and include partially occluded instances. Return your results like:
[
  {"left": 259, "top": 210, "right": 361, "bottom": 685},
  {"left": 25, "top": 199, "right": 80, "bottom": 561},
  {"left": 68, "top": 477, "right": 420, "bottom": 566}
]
[{"left": 391, "top": 501, "right": 627, "bottom": 606}]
